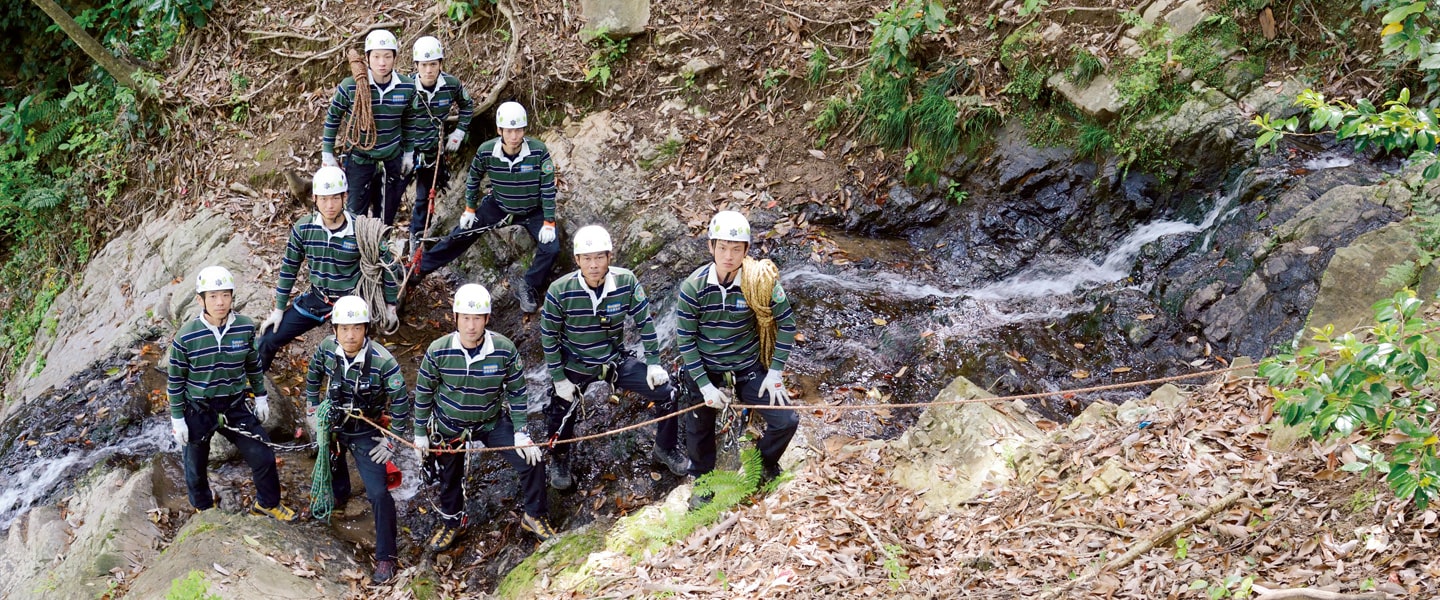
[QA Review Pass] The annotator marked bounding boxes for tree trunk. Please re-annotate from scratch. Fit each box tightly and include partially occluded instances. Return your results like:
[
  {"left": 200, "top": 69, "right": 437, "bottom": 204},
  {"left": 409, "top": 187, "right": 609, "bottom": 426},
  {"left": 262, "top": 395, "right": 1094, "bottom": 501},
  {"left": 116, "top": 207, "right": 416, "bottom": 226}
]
[{"left": 29, "top": 0, "right": 146, "bottom": 93}]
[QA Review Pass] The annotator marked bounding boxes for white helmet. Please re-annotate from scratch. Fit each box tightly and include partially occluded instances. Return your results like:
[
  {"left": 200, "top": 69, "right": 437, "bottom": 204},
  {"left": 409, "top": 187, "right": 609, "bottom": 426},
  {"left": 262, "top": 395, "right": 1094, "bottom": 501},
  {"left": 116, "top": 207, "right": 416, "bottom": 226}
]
[
  {"left": 413, "top": 36, "right": 444, "bottom": 62},
  {"left": 496, "top": 101, "right": 528, "bottom": 129},
  {"left": 313, "top": 166, "right": 347, "bottom": 196},
  {"left": 364, "top": 29, "right": 399, "bottom": 54},
  {"left": 195, "top": 265, "right": 235, "bottom": 294},
  {"left": 573, "top": 225, "right": 613, "bottom": 255},
  {"left": 707, "top": 210, "right": 752, "bottom": 243},
  {"left": 453, "top": 284, "right": 492, "bottom": 315},
  {"left": 332, "top": 296, "right": 371, "bottom": 325}
]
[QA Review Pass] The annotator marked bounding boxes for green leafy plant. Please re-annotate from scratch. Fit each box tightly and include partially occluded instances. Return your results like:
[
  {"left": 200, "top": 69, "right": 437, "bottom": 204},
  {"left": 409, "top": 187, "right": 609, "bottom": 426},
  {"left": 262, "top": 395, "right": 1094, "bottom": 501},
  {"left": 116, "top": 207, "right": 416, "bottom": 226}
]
[
  {"left": 584, "top": 33, "right": 630, "bottom": 88},
  {"left": 1189, "top": 575, "right": 1255, "bottom": 599},
  {"left": 762, "top": 67, "right": 790, "bottom": 90},
  {"left": 1258, "top": 291, "right": 1440, "bottom": 509},
  {"left": 1254, "top": 88, "right": 1440, "bottom": 178},
  {"left": 166, "top": 570, "right": 220, "bottom": 600},
  {"left": 1174, "top": 535, "right": 1191, "bottom": 559},
  {"left": 1019, "top": 0, "right": 1051, "bottom": 17},
  {"left": 807, "top": 47, "right": 830, "bottom": 86},
  {"left": 1070, "top": 47, "right": 1104, "bottom": 87},
  {"left": 946, "top": 181, "right": 969, "bottom": 205},
  {"left": 883, "top": 544, "right": 911, "bottom": 590}
]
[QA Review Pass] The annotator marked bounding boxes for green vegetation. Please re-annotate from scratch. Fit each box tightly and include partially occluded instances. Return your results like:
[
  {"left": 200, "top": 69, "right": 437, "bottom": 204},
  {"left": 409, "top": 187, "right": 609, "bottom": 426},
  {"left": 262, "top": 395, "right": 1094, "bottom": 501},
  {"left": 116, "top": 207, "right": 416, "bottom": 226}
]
[
  {"left": 813, "top": 95, "right": 849, "bottom": 147},
  {"left": 1069, "top": 47, "right": 1104, "bottom": 87},
  {"left": 1258, "top": 291, "right": 1440, "bottom": 509},
  {"left": 584, "top": 33, "right": 630, "bottom": 88},
  {"left": 496, "top": 528, "right": 604, "bottom": 599},
  {"left": 610, "top": 447, "right": 767, "bottom": 558},
  {"left": 639, "top": 137, "right": 684, "bottom": 170},
  {"left": 882, "top": 544, "right": 911, "bottom": 590},
  {"left": 165, "top": 570, "right": 220, "bottom": 600},
  {"left": 807, "top": 47, "right": 830, "bottom": 86},
  {"left": 1188, "top": 575, "right": 1255, "bottom": 599}
]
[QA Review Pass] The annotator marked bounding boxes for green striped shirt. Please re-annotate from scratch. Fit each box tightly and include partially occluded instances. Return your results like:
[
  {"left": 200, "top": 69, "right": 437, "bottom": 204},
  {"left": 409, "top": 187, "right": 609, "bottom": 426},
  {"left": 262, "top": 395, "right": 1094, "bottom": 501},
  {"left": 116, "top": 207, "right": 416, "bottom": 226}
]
[
  {"left": 675, "top": 264, "right": 798, "bottom": 389},
  {"left": 321, "top": 72, "right": 419, "bottom": 163},
  {"left": 167, "top": 314, "right": 265, "bottom": 418},
  {"left": 304, "top": 337, "right": 410, "bottom": 435},
  {"left": 540, "top": 267, "right": 660, "bottom": 382},
  {"left": 463, "top": 137, "right": 557, "bottom": 221},
  {"left": 405, "top": 73, "right": 475, "bottom": 154},
  {"left": 414, "top": 331, "right": 528, "bottom": 437},
  {"left": 276, "top": 212, "right": 399, "bottom": 310}
]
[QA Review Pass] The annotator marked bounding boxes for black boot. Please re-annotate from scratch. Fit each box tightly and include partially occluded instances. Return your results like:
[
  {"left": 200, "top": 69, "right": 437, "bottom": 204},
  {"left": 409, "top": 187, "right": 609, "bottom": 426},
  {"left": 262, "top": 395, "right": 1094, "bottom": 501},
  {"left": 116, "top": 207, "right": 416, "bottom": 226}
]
[{"left": 548, "top": 457, "right": 574, "bottom": 491}]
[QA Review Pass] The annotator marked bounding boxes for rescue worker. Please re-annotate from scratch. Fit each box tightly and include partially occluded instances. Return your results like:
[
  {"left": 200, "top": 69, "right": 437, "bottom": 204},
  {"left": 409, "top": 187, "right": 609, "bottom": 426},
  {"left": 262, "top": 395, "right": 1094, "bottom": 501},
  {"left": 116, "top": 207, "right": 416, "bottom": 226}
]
[
  {"left": 415, "top": 102, "right": 559, "bottom": 314},
  {"left": 403, "top": 35, "right": 474, "bottom": 251},
  {"left": 257, "top": 166, "right": 399, "bottom": 372},
  {"left": 676, "top": 211, "right": 799, "bottom": 508},
  {"left": 412, "top": 284, "right": 555, "bottom": 550},
  {"left": 538, "top": 225, "right": 688, "bottom": 490},
  {"left": 302, "top": 295, "right": 408, "bottom": 583},
  {"left": 168, "top": 265, "right": 297, "bottom": 521},
  {"left": 321, "top": 29, "right": 418, "bottom": 226}
]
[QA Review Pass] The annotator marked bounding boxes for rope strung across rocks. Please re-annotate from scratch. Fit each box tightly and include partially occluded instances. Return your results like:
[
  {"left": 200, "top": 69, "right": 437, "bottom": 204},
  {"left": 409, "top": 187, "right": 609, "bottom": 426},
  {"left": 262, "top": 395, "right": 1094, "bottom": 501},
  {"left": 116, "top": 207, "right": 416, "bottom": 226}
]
[{"left": 348, "top": 364, "right": 1252, "bottom": 455}]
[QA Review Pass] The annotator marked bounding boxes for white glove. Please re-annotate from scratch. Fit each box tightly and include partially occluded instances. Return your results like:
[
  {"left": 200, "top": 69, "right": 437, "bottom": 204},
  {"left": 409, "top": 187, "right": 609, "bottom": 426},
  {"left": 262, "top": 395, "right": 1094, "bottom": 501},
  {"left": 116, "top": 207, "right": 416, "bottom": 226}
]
[
  {"left": 646, "top": 365, "right": 669, "bottom": 389},
  {"left": 446, "top": 129, "right": 466, "bottom": 152},
  {"left": 306, "top": 407, "right": 320, "bottom": 436},
  {"left": 553, "top": 379, "right": 578, "bottom": 402},
  {"left": 513, "top": 432, "right": 542, "bottom": 465},
  {"left": 401, "top": 151, "right": 415, "bottom": 176},
  {"left": 322, "top": 152, "right": 338, "bottom": 168},
  {"left": 385, "top": 304, "right": 398, "bottom": 324},
  {"left": 761, "top": 369, "right": 791, "bottom": 406},
  {"left": 260, "top": 308, "right": 284, "bottom": 337},
  {"left": 253, "top": 395, "right": 270, "bottom": 421},
  {"left": 459, "top": 209, "right": 477, "bottom": 230},
  {"left": 700, "top": 384, "right": 730, "bottom": 410},
  {"left": 413, "top": 434, "right": 430, "bottom": 459},
  {"left": 537, "top": 222, "right": 556, "bottom": 244},
  {"left": 172, "top": 417, "right": 190, "bottom": 445},
  {"left": 368, "top": 436, "right": 395, "bottom": 464}
]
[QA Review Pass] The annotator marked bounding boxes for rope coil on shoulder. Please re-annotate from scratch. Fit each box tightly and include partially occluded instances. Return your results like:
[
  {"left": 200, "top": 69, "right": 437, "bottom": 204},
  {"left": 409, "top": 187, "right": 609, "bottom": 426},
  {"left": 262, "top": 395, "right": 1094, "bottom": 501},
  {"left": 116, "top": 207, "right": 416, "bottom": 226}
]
[
  {"left": 740, "top": 256, "right": 781, "bottom": 367},
  {"left": 337, "top": 48, "right": 376, "bottom": 153},
  {"left": 354, "top": 215, "right": 400, "bottom": 335}
]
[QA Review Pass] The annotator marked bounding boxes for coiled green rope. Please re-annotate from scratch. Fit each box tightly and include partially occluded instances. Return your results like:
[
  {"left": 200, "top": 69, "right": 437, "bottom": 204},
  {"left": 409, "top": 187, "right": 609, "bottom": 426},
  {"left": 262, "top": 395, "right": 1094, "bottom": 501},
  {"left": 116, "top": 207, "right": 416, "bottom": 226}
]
[{"left": 308, "top": 396, "right": 334, "bottom": 521}]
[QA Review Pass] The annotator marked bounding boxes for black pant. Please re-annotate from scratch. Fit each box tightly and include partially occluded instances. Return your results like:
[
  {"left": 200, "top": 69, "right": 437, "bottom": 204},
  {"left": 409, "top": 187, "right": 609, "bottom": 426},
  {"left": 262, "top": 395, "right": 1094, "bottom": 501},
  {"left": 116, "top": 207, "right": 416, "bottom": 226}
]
[
  {"left": 433, "top": 424, "right": 547, "bottom": 527},
  {"left": 258, "top": 291, "right": 335, "bottom": 372},
  {"left": 182, "top": 400, "right": 282, "bottom": 510},
  {"left": 417, "top": 197, "right": 560, "bottom": 291},
  {"left": 345, "top": 154, "right": 405, "bottom": 226},
  {"left": 410, "top": 153, "right": 450, "bottom": 239},
  {"left": 545, "top": 358, "right": 678, "bottom": 459},
  {"left": 685, "top": 363, "right": 799, "bottom": 477},
  {"left": 328, "top": 423, "right": 398, "bottom": 561}
]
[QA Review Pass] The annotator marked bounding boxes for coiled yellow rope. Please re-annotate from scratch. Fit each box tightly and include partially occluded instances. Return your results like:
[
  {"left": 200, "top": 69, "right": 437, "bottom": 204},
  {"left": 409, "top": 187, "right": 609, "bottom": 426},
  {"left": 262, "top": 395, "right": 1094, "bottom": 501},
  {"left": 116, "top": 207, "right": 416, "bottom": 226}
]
[{"left": 740, "top": 256, "right": 781, "bottom": 368}]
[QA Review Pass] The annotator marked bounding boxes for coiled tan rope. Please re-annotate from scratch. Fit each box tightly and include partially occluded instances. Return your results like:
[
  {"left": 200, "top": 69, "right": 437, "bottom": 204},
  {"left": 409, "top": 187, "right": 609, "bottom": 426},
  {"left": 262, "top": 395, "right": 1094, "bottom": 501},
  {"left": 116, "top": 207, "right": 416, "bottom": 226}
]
[
  {"left": 353, "top": 215, "right": 399, "bottom": 335},
  {"left": 741, "top": 256, "right": 781, "bottom": 368},
  {"left": 337, "top": 48, "right": 376, "bottom": 153}
]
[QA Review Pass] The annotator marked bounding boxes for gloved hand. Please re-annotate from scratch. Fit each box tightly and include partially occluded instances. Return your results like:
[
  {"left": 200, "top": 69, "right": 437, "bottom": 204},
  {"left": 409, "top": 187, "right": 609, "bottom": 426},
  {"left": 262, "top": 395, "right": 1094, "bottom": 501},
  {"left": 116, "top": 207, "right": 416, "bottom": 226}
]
[
  {"left": 553, "top": 379, "right": 578, "bottom": 402},
  {"left": 385, "top": 304, "right": 398, "bottom": 325},
  {"left": 368, "top": 436, "right": 395, "bottom": 464},
  {"left": 513, "top": 432, "right": 543, "bottom": 465},
  {"left": 401, "top": 151, "right": 415, "bottom": 176},
  {"left": 253, "top": 395, "right": 271, "bottom": 421},
  {"left": 645, "top": 365, "right": 670, "bottom": 389},
  {"left": 446, "top": 129, "right": 466, "bottom": 152},
  {"left": 322, "top": 152, "right": 338, "bottom": 168},
  {"left": 413, "top": 434, "right": 430, "bottom": 459},
  {"left": 700, "top": 384, "right": 730, "bottom": 410},
  {"left": 306, "top": 407, "right": 320, "bottom": 436},
  {"left": 260, "top": 308, "right": 284, "bottom": 337},
  {"left": 459, "top": 208, "right": 477, "bottom": 230},
  {"left": 172, "top": 417, "right": 190, "bottom": 445},
  {"left": 761, "top": 369, "right": 791, "bottom": 406},
  {"left": 537, "top": 221, "right": 556, "bottom": 244}
]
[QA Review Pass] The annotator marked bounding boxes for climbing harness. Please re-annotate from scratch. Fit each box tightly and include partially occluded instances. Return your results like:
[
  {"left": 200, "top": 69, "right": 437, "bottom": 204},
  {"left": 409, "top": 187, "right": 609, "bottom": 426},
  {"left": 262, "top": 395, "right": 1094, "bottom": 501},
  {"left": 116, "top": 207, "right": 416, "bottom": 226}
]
[
  {"left": 545, "top": 363, "right": 623, "bottom": 448},
  {"left": 337, "top": 48, "right": 377, "bottom": 154},
  {"left": 740, "top": 256, "right": 782, "bottom": 368},
  {"left": 353, "top": 215, "right": 401, "bottom": 335}
]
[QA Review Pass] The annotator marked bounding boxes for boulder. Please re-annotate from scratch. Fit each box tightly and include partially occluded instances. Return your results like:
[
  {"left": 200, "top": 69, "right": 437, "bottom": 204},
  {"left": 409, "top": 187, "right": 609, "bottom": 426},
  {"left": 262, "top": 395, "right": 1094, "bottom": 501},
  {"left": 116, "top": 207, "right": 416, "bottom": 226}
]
[
  {"left": 1307, "top": 221, "right": 1440, "bottom": 337},
  {"left": 124, "top": 509, "right": 352, "bottom": 599},
  {"left": 581, "top": 0, "right": 649, "bottom": 40},
  {"left": 887, "top": 376, "right": 1044, "bottom": 511},
  {"left": 5, "top": 208, "right": 266, "bottom": 413},
  {"left": 0, "top": 465, "right": 163, "bottom": 599},
  {"left": 1046, "top": 73, "right": 1125, "bottom": 121}
]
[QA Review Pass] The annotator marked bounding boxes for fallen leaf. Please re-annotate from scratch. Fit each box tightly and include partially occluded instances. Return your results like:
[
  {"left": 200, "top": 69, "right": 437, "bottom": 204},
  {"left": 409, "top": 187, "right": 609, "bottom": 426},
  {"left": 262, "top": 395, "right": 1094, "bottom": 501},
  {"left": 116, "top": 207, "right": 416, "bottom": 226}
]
[
  {"left": 1071, "top": 370, "right": 1090, "bottom": 379},
  {"left": 808, "top": 149, "right": 827, "bottom": 160},
  {"left": 1136, "top": 314, "right": 1155, "bottom": 321},
  {"left": 872, "top": 318, "right": 888, "bottom": 326},
  {"left": 243, "top": 535, "right": 260, "bottom": 547},
  {"left": 1112, "top": 366, "right": 1132, "bottom": 373}
]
